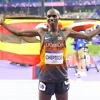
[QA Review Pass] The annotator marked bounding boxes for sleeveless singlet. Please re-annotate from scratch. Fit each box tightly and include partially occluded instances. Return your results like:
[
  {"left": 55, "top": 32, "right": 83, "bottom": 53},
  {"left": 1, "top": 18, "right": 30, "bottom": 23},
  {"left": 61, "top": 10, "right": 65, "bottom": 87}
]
[{"left": 39, "top": 30, "right": 68, "bottom": 82}]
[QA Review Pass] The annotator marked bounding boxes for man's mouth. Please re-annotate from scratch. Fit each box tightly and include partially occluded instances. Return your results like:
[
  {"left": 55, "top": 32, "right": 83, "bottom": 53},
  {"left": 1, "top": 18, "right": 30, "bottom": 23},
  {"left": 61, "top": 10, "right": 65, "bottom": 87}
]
[{"left": 50, "top": 20, "right": 55, "bottom": 24}]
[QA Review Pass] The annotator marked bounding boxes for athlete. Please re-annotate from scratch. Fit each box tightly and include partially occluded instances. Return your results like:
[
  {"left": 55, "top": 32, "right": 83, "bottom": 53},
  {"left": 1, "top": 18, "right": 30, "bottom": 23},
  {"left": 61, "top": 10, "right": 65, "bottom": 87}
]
[{"left": 0, "top": 8, "right": 100, "bottom": 100}]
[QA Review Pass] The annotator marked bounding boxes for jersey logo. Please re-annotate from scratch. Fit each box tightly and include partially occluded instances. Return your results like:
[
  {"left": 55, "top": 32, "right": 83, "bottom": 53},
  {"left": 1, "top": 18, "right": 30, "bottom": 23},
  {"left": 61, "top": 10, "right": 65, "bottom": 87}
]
[
  {"left": 45, "top": 37, "right": 50, "bottom": 40},
  {"left": 64, "top": 81, "right": 70, "bottom": 85},
  {"left": 58, "top": 36, "right": 63, "bottom": 40}
]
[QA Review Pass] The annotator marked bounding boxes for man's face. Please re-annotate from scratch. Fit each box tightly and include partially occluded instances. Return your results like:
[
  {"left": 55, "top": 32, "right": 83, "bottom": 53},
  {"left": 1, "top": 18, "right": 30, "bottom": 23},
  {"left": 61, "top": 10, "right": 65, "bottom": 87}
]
[{"left": 47, "top": 10, "right": 59, "bottom": 27}]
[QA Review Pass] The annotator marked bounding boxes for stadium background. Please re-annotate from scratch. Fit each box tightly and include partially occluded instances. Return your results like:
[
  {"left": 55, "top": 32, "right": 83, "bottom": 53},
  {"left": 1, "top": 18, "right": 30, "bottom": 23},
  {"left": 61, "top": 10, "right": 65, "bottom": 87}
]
[{"left": 0, "top": 0, "right": 100, "bottom": 18}]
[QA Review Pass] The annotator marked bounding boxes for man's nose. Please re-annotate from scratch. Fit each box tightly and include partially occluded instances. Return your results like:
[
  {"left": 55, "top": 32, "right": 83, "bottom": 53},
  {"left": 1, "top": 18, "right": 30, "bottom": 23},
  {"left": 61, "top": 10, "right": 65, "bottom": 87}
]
[{"left": 49, "top": 16, "right": 54, "bottom": 19}]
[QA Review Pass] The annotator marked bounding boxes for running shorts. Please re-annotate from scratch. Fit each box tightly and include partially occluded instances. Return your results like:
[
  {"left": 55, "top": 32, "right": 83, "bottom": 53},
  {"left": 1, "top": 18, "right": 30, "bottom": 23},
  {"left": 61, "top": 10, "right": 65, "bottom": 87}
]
[{"left": 38, "top": 80, "right": 70, "bottom": 95}]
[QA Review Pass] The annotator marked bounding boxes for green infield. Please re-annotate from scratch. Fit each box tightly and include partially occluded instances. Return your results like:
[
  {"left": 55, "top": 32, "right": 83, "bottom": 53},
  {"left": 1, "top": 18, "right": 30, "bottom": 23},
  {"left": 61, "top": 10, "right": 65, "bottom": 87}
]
[{"left": 66, "top": 38, "right": 100, "bottom": 56}]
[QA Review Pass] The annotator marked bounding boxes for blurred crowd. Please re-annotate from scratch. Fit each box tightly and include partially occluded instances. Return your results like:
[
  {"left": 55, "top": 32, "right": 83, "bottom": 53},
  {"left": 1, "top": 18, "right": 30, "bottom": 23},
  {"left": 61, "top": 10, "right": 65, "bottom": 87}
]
[
  {"left": 0, "top": 10, "right": 100, "bottom": 19},
  {"left": 0, "top": 7, "right": 100, "bottom": 19}
]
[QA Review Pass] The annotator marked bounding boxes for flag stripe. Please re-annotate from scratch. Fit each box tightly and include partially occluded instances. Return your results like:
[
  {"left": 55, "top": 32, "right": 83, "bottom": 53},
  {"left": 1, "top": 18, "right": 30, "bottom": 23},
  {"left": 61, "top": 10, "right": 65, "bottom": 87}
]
[
  {"left": 0, "top": 19, "right": 74, "bottom": 34},
  {"left": 0, "top": 50, "right": 40, "bottom": 65},
  {"left": 0, "top": 42, "right": 40, "bottom": 54}
]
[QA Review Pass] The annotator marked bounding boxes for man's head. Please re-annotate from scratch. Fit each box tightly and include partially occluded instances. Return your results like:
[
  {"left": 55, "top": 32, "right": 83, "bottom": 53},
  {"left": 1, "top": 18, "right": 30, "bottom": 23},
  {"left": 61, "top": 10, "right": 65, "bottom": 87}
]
[{"left": 46, "top": 8, "right": 60, "bottom": 27}]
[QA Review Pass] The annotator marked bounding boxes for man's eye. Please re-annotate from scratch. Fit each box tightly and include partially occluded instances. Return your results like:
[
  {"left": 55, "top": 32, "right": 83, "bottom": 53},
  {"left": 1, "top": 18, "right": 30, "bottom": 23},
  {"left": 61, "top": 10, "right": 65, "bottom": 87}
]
[
  {"left": 47, "top": 15, "right": 57, "bottom": 18},
  {"left": 47, "top": 15, "right": 51, "bottom": 18},
  {"left": 53, "top": 15, "right": 57, "bottom": 18}
]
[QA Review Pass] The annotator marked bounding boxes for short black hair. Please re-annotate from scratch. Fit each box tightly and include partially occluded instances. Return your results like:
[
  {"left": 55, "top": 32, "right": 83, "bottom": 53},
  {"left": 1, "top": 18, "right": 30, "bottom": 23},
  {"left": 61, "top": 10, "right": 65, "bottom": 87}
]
[{"left": 47, "top": 8, "right": 61, "bottom": 18}]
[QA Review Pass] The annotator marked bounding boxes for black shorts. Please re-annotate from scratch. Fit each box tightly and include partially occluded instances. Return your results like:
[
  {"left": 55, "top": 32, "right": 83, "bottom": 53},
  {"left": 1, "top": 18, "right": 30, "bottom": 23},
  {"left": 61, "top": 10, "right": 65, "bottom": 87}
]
[{"left": 38, "top": 80, "right": 70, "bottom": 95}]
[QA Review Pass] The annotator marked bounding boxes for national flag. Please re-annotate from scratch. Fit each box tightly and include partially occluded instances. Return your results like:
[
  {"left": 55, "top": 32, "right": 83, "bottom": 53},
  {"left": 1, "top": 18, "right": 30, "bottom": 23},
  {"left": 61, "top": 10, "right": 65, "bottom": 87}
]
[
  {"left": 0, "top": 17, "right": 47, "bottom": 66},
  {"left": 2, "top": 17, "right": 99, "bottom": 66}
]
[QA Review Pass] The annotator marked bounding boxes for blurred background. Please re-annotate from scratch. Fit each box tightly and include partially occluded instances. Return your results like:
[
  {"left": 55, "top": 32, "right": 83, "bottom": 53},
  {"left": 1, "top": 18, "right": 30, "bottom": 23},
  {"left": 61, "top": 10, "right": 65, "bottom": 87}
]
[{"left": 0, "top": 0, "right": 100, "bottom": 19}]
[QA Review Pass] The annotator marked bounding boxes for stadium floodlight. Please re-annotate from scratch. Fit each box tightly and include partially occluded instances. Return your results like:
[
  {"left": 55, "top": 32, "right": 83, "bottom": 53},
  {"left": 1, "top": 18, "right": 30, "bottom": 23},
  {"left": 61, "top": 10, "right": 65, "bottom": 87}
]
[{"left": 40, "top": 0, "right": 45, "bottom": 18}]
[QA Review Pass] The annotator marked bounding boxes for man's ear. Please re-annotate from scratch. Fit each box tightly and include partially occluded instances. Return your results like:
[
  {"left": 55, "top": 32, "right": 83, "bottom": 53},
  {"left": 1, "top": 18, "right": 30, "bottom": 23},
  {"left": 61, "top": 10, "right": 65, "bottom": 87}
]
[
  {"left": 58, "top": 17, "right": 61, "bottom": 19},
  {"left": 57, "top": 15, "right": 61, "bottom": 19}
]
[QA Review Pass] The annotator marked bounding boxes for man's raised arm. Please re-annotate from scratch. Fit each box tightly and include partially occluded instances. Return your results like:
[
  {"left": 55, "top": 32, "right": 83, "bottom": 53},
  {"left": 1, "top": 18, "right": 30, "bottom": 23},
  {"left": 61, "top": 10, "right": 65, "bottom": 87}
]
[
  {"left": 0, "top": 16, "right": 40, "bottom": 37},
  {"left": 68, "top": 27, "right": 100, "bottom": 39}
]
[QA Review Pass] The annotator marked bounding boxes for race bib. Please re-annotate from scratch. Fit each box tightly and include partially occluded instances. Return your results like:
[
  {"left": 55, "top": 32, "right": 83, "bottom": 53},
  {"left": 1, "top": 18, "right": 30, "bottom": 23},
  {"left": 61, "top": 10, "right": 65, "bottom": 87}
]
[{"left": 45, "top": 52, "right": 63, "bottom": 64}]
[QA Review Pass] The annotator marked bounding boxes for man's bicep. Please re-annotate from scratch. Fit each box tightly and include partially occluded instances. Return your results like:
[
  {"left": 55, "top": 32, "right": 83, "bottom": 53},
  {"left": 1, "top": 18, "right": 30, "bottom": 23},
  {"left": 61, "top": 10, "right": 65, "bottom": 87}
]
[
  {"left": 69, "top": 31, "right": 87, "bottom": 39},
  {"left": 19, "top": 29, "right": 39, "bottom": 37}
]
